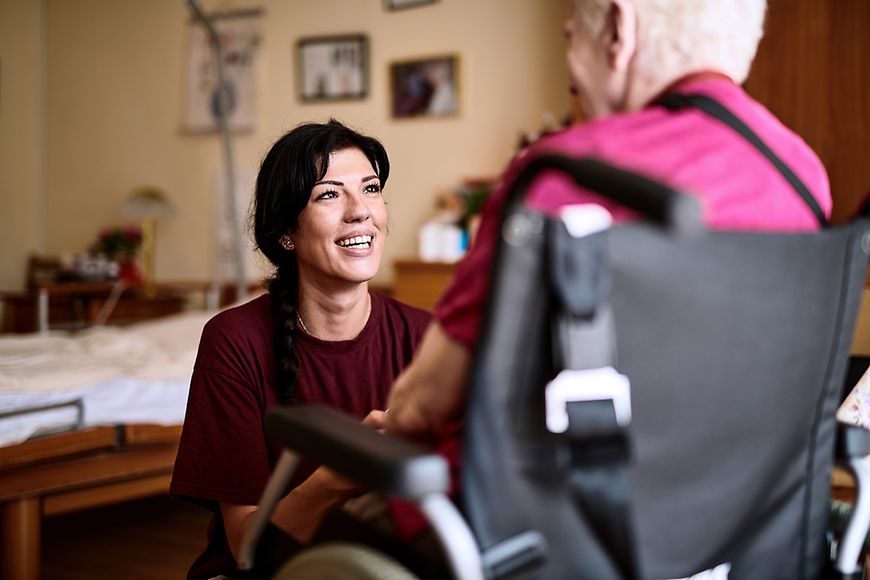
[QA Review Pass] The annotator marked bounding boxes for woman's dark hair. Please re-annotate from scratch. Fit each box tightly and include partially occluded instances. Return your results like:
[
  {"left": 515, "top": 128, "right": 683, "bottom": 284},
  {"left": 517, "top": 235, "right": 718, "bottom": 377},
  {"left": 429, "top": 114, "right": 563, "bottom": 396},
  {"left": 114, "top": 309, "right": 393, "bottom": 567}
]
[{"left": 253, "top": 119, "right": 390, "bottom": 403}]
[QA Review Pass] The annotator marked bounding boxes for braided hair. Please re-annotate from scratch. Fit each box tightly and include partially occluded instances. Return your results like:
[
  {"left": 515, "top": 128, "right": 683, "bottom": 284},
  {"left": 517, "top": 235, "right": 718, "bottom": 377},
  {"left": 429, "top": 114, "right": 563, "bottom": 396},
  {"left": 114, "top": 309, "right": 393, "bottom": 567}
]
[{"left": 252, "top": 120, "right": 390, "bottom": 404}]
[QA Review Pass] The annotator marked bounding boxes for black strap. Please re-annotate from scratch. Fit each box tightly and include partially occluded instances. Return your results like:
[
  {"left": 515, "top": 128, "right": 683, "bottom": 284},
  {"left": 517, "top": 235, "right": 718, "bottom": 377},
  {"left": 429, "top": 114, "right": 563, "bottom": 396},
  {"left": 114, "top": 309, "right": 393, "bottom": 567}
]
[
  {"left": 655, "top": 93, "right": 829, "bottom": 228},
  {"left": 565, "top": 400, "right": 639, "bottom": 580},
  {"left": 552, "top": 225, "right": 640, "bottom": 579}
]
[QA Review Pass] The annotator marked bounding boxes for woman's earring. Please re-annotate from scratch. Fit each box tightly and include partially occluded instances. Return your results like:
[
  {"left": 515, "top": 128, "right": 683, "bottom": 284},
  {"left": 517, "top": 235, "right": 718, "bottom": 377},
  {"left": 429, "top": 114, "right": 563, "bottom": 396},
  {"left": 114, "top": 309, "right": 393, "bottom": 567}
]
[{"left": 280, "top": 236, "right": 295, "bottom": 251}]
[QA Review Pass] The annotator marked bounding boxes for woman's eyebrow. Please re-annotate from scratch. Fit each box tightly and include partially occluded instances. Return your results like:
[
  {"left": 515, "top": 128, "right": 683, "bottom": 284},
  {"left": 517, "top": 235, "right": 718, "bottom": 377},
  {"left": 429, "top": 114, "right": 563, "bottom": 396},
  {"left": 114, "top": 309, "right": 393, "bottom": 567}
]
[{"left": 314, "top": 175, "right": 379, "bottom": 187}]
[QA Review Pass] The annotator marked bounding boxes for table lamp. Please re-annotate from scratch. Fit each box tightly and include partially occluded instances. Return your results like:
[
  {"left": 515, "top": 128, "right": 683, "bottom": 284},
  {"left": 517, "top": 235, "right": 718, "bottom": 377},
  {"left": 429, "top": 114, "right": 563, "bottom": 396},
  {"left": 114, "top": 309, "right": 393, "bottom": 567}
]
[{"left": 120, "top": 186, "right": 174, "bottom": 296}]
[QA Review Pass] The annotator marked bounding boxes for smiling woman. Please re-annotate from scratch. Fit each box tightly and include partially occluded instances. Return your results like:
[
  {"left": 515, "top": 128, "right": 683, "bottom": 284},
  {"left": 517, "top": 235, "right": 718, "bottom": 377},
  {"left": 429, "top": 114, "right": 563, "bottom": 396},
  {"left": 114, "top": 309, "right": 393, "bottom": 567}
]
[
  {"left": 169, "top": 120, "right": 433, "bottom": 579},
  {"left": 292, "top": 148, "right": 388, "bottom": 308}
]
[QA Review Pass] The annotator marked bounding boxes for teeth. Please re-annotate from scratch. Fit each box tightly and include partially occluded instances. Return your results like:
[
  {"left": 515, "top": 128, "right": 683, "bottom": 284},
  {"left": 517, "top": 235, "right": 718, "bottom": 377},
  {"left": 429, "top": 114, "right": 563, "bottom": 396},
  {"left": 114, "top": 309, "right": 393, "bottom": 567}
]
[{"left": 338, "top": 235, "right": 373, "bottom": 247}]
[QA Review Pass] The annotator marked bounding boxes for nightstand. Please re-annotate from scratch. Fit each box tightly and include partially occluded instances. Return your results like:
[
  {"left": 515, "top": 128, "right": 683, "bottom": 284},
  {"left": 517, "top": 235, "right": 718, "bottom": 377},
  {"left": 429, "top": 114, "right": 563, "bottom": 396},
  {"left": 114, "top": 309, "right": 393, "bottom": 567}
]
[
  {"left": 1, "top": 282, "right": 186, "bottom": 333},
  {"left": 392, "top": 260, "right": 457, "bottom": 311}
]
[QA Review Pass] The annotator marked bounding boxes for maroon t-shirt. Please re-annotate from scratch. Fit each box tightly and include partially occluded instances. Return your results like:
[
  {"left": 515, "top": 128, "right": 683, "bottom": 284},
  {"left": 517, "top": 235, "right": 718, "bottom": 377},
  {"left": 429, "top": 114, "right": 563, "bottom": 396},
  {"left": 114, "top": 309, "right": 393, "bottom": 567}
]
[{"left": 170, "top": 291, "right": 431, "bottom": 579}]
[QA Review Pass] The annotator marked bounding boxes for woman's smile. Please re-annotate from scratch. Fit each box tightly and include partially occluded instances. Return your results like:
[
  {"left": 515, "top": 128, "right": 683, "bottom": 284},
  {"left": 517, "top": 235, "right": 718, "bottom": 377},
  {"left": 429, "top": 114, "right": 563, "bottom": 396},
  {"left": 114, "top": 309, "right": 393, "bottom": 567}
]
[{"left": 336, "top": 232, "right": 374, "bottom": 250}]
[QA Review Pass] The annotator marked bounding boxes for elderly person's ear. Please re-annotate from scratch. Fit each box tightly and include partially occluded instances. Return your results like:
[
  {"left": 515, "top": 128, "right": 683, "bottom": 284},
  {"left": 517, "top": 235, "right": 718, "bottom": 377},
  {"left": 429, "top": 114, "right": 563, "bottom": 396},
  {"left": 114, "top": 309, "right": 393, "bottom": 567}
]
[{"left": 605, "top": 0, "right": 637, "bottom": 71}]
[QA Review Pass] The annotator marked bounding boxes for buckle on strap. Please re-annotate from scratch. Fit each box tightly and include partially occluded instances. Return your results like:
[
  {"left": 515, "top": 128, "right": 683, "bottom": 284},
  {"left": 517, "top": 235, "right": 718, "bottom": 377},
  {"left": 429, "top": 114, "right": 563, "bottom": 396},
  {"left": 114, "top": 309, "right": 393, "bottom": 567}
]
[{"left": 545, "top": 367, "right": 631, "bottom": 434}]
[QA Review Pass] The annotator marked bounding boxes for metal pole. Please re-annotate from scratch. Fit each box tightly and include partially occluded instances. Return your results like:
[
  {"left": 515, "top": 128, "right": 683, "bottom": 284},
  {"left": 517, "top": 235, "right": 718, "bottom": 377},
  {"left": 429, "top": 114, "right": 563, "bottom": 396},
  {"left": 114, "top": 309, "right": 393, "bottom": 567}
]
[
  {"left": 186, "top": 0, "right": 247, "bottom": 304},
  {"left": 37, "top": 288, "right": 49, "bottom": 334}
]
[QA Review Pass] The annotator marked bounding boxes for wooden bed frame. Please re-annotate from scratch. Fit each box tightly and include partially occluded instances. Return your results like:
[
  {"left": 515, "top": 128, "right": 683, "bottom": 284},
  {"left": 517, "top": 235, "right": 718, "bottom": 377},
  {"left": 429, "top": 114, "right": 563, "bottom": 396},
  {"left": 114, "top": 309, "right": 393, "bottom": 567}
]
[{"left": 0, "top": 423, "right": 181, "bottom": 580}]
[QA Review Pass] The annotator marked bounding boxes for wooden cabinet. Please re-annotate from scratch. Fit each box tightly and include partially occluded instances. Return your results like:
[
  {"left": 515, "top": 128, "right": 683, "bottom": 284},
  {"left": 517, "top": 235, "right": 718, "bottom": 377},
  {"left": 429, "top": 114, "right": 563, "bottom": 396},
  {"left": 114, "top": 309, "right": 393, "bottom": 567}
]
[
  {"left": 743, "top": 0, "right": 870, "bottom": 223},
  {"left": 392, "top": 260, "right": 457, "bottom": 312}
]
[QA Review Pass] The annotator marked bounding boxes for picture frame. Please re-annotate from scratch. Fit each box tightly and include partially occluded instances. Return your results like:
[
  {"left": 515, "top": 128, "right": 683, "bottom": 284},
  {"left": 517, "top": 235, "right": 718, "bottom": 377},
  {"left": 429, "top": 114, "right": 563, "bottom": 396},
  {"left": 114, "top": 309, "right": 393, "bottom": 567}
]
[
  {"left": 297, "top": 35, "right": 368, "bottom": 102},
  {"left": 184, "top": 9, "right": 262, "bottom": 134},
  {"left": 384, "top": 0, "right": 438, "bottom": 11},
  {"left": 389, "top": 54, "right": 460, "bottom": 119}
]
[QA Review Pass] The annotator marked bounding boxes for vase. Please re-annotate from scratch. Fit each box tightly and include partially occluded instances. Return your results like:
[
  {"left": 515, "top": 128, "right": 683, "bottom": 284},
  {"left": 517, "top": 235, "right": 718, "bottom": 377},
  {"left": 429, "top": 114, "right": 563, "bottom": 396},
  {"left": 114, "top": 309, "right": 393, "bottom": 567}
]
[{"left": 118, "top": 260, "right": 143, "bottom": 286}]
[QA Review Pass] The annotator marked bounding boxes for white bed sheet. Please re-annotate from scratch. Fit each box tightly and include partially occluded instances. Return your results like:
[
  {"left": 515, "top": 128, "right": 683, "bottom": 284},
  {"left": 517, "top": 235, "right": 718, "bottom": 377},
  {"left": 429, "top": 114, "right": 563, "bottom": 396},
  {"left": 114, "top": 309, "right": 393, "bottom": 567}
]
[
  {"left": 11, "top": 290, "right": 854, "bottom": 448},
  {"left": 839, "top": 368, "right": 870, "bottom": 429},
  {"left": 0, "top": 310, "right": 213, "bottom": 447}
]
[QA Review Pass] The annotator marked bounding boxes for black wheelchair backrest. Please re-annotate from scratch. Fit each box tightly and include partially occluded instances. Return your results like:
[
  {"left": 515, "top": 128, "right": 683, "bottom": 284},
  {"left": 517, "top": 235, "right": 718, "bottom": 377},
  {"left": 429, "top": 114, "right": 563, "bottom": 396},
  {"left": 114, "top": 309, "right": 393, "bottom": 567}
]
[{"left": 462, "top": 155, "right": 869, "bottom": 579}]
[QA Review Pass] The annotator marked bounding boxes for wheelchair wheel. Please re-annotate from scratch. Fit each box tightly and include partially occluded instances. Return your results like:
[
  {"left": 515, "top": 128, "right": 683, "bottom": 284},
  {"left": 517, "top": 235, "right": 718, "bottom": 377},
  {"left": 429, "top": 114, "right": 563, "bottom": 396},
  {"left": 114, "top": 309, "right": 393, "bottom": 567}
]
[{"left": 273, "top": 542, "right": 421, "bottom": 580}]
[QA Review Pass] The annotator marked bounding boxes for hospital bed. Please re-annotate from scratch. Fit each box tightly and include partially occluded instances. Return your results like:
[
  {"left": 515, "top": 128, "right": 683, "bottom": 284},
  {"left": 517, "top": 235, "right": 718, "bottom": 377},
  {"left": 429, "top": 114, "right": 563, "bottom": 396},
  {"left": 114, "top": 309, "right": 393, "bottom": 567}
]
[{"left": 0, "top": 309, "right": 213, "bottom": 580}]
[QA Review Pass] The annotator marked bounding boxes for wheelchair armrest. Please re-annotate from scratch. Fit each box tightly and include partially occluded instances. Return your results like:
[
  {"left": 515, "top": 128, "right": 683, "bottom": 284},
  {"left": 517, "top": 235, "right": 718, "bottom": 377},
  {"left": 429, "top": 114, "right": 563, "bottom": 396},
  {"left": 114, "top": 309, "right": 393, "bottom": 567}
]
[
  {"left": 265, "top": 405, "right": 449, "bottom": 499},
  {"left": 262, "top": 406, "right": 485, "bottom": 580},
  {"left": 834, "top": 421, "right": 870, "bottom": 575}
]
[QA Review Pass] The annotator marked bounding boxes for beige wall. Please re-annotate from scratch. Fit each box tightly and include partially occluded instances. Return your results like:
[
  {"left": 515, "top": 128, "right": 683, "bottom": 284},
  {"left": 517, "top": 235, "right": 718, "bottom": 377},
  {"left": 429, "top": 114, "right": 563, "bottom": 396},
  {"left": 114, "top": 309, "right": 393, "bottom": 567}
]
[
  {"left": 3, "top": 0, "right": 570, "bottom": 290},
  {"left": 0, "top": 0, "right": 44, "bottom": 292}
]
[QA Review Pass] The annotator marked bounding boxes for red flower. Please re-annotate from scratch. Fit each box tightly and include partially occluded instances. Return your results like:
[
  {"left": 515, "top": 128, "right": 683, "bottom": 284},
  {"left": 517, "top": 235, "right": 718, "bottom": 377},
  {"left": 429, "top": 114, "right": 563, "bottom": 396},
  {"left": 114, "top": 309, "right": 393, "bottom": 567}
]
[{"left": 90, "top": 225, "right": 142, "bottom": 262}]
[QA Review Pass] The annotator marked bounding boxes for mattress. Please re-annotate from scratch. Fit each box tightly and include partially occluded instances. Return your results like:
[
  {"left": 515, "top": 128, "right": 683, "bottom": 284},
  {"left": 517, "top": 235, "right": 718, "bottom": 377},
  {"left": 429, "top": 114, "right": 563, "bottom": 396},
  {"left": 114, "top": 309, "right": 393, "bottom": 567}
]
[{"left": 0, "top": 310, "right": 213, "bottom": 447}]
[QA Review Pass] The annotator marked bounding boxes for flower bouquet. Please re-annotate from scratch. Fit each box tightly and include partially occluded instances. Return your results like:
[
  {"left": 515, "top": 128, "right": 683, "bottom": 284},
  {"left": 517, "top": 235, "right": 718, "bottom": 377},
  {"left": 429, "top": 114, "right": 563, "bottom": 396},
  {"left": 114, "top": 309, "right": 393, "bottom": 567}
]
[{"left": 89, "top": 225, "right": 143, "bottom": 284}]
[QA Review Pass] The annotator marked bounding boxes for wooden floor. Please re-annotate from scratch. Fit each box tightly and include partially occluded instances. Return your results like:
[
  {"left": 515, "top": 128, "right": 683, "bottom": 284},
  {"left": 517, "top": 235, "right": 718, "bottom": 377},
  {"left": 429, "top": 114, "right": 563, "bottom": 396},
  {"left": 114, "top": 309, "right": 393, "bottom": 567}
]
[
  {"left": 42, "top": 495, "right": 211, "bottom": 579},
  {"left": 36, "top": 483, "right": 860, "bottom": 579}
]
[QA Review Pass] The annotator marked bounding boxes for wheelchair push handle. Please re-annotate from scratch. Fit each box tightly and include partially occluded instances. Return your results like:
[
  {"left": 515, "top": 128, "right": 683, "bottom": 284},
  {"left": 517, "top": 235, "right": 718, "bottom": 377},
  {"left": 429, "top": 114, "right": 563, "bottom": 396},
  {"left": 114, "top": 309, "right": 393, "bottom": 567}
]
[{"left": 505, "top": 154, "right": 702, "bottom": 233}]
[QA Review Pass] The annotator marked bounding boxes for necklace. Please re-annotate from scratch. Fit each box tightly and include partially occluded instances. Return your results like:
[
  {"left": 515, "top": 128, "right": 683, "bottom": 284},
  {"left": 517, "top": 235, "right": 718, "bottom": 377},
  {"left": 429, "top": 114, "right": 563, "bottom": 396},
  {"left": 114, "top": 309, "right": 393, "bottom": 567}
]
[
  {"left": 295, "top": 311, "right": 311, "bottom": 335},
  {"left": 296, "top": 298, "right": 371, "bottom": 337}
]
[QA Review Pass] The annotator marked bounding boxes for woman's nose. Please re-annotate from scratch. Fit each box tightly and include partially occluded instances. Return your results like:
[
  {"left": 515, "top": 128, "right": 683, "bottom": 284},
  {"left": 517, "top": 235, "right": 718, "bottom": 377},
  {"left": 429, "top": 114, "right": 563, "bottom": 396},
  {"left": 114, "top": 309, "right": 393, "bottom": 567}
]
[{"left": 344, "top": 192, "right": 371, "bottom": 222}]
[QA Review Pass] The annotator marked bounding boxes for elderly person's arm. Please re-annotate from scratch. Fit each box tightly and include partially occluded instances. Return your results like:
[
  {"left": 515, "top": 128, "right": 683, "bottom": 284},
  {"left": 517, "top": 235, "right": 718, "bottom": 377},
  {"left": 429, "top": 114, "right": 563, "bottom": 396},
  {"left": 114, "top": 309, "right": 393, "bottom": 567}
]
[{"left": 386, "top": 322, "right": 472, "bottom": 441}]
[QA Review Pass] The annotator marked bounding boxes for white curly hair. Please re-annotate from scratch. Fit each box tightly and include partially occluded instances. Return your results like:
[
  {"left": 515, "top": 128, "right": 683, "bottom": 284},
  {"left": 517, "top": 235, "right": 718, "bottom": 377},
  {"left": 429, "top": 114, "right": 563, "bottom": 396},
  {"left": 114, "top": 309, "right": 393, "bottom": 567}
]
[{"left": 573, "top": 0, "right": 767, "bottom": 84}]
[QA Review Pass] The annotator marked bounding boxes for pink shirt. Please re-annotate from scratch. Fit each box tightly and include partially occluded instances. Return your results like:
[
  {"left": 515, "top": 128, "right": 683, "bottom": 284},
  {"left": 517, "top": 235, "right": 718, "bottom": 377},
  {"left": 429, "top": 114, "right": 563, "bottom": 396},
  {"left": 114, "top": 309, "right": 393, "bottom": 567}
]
[{"left": 435, "top": 78, "right": 831, "bottom": 348}]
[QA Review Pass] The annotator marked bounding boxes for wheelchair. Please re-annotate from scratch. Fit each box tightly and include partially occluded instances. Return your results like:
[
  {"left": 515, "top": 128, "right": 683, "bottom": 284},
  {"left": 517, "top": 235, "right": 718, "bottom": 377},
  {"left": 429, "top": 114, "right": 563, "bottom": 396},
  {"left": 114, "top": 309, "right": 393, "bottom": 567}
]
[{"left": 237, "top": 154, "right": 870, "bottom": 579}]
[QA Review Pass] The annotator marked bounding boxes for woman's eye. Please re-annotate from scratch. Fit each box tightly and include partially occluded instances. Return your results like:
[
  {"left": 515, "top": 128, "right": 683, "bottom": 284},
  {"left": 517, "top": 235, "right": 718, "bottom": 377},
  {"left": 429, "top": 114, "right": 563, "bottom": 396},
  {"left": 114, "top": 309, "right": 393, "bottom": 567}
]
[
  {"left": 316, "top": 190, "right": 338, "bottom": 201},
  {"left": 364, "top": 183, "right": 382, "bottom": 195}
]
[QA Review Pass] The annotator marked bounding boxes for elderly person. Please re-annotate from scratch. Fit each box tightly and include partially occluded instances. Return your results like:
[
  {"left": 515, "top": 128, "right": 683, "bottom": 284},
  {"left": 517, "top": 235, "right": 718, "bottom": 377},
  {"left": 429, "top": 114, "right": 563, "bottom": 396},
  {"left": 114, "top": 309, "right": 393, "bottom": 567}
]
[
  {"left": 171, "top": 120, "right": 431, "bottom": 579},
  {"left": 386, "top": 0, "right": 830, "bottom": 441}
]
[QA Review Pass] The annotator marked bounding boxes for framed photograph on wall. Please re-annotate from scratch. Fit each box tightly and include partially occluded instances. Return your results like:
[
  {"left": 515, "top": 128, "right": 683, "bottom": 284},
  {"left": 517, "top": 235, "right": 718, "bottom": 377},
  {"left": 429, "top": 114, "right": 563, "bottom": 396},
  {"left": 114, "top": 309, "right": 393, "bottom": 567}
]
[
  {"left": 389, "top": 55, "right": 459, "bottom": 119},
  {"left": 297, "top": 35, "right": 368, "bottom": 102},
  {"left": 385, "top": 0, "right": 438, "bottom": 10}
]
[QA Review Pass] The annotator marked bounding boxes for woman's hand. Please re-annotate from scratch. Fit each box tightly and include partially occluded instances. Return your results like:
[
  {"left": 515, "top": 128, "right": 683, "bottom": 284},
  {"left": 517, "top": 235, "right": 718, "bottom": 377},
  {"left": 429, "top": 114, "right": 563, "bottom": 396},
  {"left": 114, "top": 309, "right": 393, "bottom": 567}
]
[
  {"left": 306, "top": 465, "right": 361, "bottom": 497},
  {"left": 264, "top": 408, "right": 389, "bottom": 544},
  {"left": 362, "top": 408, "right": 387, "bottom": 431}
]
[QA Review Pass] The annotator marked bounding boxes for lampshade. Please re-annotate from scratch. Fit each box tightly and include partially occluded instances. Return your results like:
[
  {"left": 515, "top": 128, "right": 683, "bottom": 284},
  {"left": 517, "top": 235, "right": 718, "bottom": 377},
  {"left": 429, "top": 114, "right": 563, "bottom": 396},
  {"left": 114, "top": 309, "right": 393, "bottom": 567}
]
[{"left": 120, "top": 186, "right": 174, "bottom": 219}]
